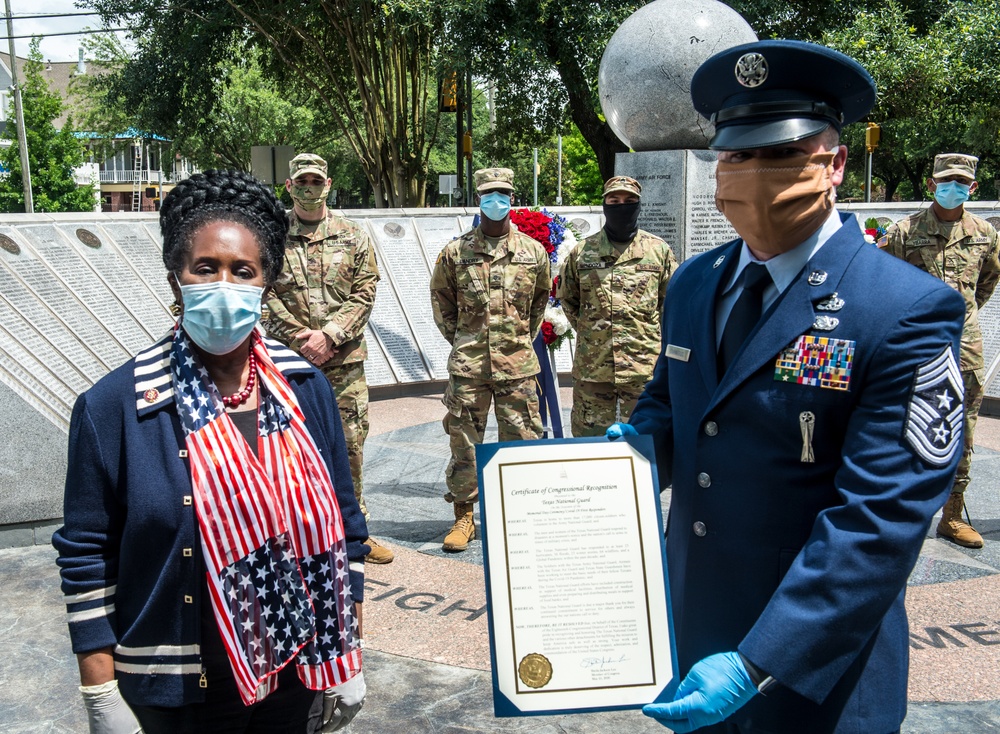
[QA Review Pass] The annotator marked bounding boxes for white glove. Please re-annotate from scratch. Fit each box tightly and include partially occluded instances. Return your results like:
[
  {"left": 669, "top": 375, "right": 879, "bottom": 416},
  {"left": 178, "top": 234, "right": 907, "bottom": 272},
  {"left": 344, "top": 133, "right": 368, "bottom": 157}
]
[
  {"left": 321, "top": 671, "right": 366, "bottom": 732},
  {"left": 79, "top": 680, "right": 143, "bottom": 734}
]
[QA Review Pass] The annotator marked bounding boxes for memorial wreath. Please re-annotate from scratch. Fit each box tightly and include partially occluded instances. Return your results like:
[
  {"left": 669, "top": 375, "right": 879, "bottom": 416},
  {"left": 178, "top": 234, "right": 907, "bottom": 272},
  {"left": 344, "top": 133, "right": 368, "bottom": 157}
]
[{"left": 510, "top": 207, "right": 577, "bottom": 350}]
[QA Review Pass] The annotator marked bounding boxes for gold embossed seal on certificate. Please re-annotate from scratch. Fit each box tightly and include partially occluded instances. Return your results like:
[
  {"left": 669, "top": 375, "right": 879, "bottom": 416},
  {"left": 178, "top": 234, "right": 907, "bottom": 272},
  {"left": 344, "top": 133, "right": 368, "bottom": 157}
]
[{"left": 518, "top": 653, "right": 552, "bottom": 689}]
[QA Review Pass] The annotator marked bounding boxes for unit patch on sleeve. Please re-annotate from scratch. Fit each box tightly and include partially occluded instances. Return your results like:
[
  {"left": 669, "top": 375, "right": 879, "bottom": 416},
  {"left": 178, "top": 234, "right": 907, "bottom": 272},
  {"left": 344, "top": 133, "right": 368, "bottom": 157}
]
[
  {"left": 774, "top": 335, "right": 855, "bottom": 391},
  {"left": 905, "top": 347, "right": 964, "bottom": 467}
]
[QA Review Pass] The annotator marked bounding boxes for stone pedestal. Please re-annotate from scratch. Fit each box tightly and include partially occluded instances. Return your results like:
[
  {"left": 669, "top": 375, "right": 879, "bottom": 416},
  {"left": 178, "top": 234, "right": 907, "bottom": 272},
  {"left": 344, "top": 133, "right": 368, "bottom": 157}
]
[{"left": 614, "top": 149, "right": 736, "bottom": 262}]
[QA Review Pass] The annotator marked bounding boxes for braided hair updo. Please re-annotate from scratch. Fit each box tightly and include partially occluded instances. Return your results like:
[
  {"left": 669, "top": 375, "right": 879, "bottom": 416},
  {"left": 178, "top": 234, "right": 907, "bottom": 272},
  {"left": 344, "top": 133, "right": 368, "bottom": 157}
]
[{"left": 160, "top": 169, "right": 289, "bottom": 285}]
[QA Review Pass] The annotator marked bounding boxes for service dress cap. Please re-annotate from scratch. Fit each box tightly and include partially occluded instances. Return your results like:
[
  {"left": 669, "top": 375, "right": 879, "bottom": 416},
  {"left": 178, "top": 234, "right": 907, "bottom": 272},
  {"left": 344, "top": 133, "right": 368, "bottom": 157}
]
[
  {"left": 474, "top": 167, "right": 515, "bottom": 193},
  {"left": 603, "top": 176, "right": 642, "bottom": 199},
  {"left": 691, "top": 40, "right": 876, "bottom": 151},
  {"left": 289, "top": 152, "right": 328, "bottom": 179},
  {"left": 933, "top": 153, "right": 978, "bottom": 180}
]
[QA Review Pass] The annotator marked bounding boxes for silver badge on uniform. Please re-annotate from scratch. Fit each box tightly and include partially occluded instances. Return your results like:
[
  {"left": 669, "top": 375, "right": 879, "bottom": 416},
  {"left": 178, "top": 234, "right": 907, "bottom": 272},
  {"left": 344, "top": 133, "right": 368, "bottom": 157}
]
[
  {"left": 713, "top": 255, "right": 726, "bottom": 269},
  {"left": 905, "top": 348, "right": 963, "bottom": 467},
  {"left": 812, "top": 315, "right": 839, "bottom": 331},
  {"left": 807, "top": 270, "right": 828, "bottom": 286},
  {"left": 735, "top": 53, "right": 768, "bottom": 88},
  {"left": 815, "top": 293, "right": 844, "bottom": 312}
]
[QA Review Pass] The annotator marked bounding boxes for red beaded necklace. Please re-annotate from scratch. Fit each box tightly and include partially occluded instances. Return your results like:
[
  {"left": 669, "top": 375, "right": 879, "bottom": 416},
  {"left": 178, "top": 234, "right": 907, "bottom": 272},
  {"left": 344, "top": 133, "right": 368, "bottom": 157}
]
[{"left": 221, "top": 349, "right": 257, "bottom": 408}]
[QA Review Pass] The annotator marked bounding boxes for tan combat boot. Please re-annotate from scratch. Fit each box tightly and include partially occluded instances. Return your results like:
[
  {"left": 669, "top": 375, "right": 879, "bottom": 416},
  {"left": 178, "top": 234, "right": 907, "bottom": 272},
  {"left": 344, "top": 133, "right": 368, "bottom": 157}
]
[
  {"left": 443, "top": 502, "right": 476, "bottom": 552},
  {"left": 364, "top": 537, "right": 395, "bottom": 564},
  {"left": 937, "top": 492, "right": 984, "bottom": 549}
]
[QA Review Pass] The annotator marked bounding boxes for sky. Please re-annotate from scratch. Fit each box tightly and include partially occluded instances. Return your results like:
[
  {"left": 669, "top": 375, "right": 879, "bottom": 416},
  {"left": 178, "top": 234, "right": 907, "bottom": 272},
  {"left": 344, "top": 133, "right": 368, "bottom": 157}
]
[{"left": 4, "top": 1, "right": 131, "bottom": 63}]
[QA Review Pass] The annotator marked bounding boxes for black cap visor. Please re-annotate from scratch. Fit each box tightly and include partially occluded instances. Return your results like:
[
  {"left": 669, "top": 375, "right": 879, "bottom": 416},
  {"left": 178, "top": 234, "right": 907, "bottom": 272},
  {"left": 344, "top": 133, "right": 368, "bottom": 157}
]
[{"left": 709, "top": 117, "right": 832, "bottom": 151}]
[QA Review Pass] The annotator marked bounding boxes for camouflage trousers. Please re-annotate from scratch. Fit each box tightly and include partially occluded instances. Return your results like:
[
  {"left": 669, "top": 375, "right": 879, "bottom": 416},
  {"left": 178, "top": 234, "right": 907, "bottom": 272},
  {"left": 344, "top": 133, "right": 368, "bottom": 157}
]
[
  {"left": 442, "top": 375, "right": 543, "bottom": 505},
  {"left": 321, "top": 360, "right": 371, "bottom": 520},
  {"left": 954, "top": 369, "right": 984, "bottom": 495},
  {"left": 571, "top": 379, "right": 647, "bottom": 438}
]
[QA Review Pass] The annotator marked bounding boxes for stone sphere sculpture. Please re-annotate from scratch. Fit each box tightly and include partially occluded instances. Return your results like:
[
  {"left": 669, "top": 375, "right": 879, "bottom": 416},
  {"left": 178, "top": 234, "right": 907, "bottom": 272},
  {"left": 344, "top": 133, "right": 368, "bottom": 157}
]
[{"left": 599, "top": 0, "right": 758, "bottom": 150}]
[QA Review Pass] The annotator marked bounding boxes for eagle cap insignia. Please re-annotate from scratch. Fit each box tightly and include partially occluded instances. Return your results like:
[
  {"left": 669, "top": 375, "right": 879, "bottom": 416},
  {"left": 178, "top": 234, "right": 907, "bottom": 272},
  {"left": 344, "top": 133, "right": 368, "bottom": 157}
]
[{"left": 735, "top": 52, "right": 768, "bottom": 88}]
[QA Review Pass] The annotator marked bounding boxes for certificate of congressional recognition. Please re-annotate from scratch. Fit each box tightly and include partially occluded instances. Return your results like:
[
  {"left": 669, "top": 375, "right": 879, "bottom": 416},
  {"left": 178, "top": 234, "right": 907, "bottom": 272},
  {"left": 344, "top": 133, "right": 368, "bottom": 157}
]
[{"left": 476, "top": 436, "right": 675, "bottom": 717}]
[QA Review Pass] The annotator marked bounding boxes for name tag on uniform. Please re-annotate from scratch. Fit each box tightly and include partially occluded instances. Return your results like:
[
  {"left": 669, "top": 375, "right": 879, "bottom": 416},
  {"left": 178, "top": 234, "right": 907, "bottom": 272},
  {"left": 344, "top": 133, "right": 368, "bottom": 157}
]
[
  {"left": 579, "top": 261, "right": 606, "bottom": 270},
  {"left": 636, "top": 264, "right": 661, "bottom": 273},
  {"left": 512, "top": 251, "right": 536, "bottom": 264},
  {"left": 665, "top": 344, "right": 691, "bottom": 362},
  {"left": 908, "top": 238, "right": 932, "bottom": 246},
  {"left": 774, "top": 335, "right": 855, "bottom": 391},
  {"left": 456, "top": 258, "right": 481, "bottom": 265},
  {"left": 970, "top": 236, "right": 991, "bottom": 244}
]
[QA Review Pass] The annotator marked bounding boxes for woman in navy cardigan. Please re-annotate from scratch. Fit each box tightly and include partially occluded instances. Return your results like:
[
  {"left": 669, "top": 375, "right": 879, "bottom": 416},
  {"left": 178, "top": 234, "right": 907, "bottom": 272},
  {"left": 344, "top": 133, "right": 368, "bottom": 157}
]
[{"left": 54, "top": 170, "right": 370, "bottom": 734}]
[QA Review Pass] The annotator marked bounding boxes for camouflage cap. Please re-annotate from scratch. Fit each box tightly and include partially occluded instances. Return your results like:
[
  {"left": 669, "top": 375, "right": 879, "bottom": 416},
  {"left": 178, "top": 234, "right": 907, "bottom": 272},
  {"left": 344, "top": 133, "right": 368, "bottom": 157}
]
[
  {"left": 474, "top": 167, "right": 514, "bottom": 193},
  {"left": 603, "top": 176, "right": 642, "bottom": 199},
  {"left": 289, "top": 153, "right": 328, "bottom": 180},
  {"left": 933, "top": 153, "right": 978, "bottom": 181}
]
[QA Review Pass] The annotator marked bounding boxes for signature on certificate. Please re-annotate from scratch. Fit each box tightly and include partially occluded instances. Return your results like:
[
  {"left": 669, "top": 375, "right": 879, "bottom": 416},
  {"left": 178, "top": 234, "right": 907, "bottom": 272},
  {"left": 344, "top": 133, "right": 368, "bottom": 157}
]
[{"left": 580, "top": 654, "right": 629, "bottom": 670}]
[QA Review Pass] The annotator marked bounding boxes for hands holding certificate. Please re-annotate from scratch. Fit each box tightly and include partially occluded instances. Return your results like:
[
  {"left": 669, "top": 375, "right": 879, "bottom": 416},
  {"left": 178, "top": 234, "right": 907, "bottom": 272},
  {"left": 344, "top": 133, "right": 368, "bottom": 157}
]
[{"left": 643, "top": 652, "right": 758, "bottom": 732}]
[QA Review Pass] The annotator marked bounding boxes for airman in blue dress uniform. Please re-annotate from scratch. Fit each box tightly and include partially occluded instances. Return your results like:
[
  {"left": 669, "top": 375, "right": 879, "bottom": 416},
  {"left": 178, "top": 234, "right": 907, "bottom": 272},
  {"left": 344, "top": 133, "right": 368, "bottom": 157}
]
[{"left": 614, "top": 40, "right": 966, "bottom": 733}]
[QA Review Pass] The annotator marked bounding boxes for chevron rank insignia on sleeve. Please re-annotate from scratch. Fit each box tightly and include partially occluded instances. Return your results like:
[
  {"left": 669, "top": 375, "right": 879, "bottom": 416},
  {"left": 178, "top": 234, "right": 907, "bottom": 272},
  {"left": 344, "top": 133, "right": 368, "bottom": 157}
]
[{"left": 904, "top": 347, "right": 964, "bottom": 467}]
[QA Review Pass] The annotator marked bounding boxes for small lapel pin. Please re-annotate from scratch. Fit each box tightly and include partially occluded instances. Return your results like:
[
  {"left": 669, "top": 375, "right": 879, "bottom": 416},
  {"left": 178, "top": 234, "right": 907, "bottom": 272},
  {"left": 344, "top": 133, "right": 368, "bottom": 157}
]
[
  {"left": 813, "top": 315, "right": 839, "bottom": 331},
  {"left": 713, "top": 255, "right": 726, "bottom": 269},
  {"left": 143, "top": 388, "right": 159, "bottom": 403},
  {"left": 807, "top": 270, "right": 828, "bottom": 286},
  {"left": 815, "top": 293, "right": 844, "bottom": 312}
]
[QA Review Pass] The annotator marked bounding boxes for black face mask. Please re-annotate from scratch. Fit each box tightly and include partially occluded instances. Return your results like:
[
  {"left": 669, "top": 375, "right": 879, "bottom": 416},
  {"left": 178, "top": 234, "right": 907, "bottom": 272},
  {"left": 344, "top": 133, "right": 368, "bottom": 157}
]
[{"left": 603, "top": 201, "right": 641, "bottom": 242}]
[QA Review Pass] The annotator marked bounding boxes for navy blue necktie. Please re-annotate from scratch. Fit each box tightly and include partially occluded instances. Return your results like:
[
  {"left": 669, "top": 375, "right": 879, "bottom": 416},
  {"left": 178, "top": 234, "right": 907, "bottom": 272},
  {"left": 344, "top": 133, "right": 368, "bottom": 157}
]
[{"left": 718, "top": 263, "right": 772, "bottom": 376}]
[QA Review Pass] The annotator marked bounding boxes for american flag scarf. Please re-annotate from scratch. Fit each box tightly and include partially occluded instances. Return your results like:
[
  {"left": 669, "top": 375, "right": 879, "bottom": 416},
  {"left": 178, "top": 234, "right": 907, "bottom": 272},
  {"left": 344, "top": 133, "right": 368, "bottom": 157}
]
[{"left": 171, "top": 327, "right": 361, "bottom": 705}]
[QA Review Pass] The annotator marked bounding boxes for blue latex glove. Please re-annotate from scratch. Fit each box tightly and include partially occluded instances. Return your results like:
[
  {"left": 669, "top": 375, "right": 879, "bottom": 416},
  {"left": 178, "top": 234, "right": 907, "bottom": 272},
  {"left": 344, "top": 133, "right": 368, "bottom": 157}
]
[
  {"left": 643, "top": 652, "right": 757, "bottom": 732},
  {"left": 605, "top": 422, "right": 638, "bottom": 440}
]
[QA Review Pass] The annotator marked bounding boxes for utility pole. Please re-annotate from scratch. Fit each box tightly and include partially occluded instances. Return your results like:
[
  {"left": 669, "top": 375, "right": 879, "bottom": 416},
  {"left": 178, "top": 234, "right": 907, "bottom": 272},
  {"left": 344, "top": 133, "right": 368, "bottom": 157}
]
[
  {"left": 455, "top": 74, "right": 464, "bottom": 203},
  {"left": 533, "top": 148, "right": 538, "bottom": 206},
  {"left": 556, "top": 135, "right": 563, "bottom": 206},
  {"left": 465, "top": 70, "right": 473, "bottom": 203},
  {"left": 864, "top": 122, "right": 881, "bottom": 203},
  {"left": 487, "top": 81, "right": 496, "bottom": 131},
  {"left": 5, "top": 0, "right": 32, "bottom": 213}
]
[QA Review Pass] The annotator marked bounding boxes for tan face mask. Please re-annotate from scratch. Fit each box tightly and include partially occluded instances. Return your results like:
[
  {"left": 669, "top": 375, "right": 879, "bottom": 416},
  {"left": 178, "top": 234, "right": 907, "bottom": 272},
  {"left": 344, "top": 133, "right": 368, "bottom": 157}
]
[
  {"left": 715, "top": 151, "right": 837, "bottom": 255},
  {"left": 289, "top": 183, "right": 331, "bottom": 212}
]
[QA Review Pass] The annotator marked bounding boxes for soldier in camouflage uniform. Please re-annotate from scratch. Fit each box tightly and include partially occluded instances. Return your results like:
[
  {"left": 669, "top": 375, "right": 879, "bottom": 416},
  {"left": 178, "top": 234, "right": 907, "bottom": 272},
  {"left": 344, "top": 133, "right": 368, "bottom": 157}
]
[
  {"left": 559, "top": 176, "right": 677, "bottom": 436},
  {"left": 265, "top": 152, "right": 394, "bottom": 563},
  {"left": 430, "top": 167, "right": 550, "bottom": 551},
  {"left": 880, "top": 153, "right": 1000, "bottom": 548}
]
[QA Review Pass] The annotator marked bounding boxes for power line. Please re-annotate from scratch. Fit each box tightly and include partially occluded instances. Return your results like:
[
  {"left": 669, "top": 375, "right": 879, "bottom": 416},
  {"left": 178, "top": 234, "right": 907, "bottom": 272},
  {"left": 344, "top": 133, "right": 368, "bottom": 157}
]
[
  {"left": 0, "top": 28, "right": 130, "bottom": 41},
  {"left": 1, "top": 12, "right": 101, "bottom": 20}
]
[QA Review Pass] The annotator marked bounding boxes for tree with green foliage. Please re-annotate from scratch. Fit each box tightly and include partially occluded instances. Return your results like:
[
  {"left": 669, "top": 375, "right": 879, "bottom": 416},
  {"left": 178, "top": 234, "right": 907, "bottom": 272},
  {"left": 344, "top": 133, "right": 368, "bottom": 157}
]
[
  {"left": 0, "top": 40, "right": 97, "bottom": 213},
  {"left": 87, "top": 0, "right": 449, "bottom": 207},
  {"left": 504, "top": 127, "right": 603, "bottom": 207},
  {"left": 73, "top": 39, "right": 323, "bottom": 174},
  {"left": 822, "top": 0, "right": 1000, "bottom": 201},
  {"left": 442, "top": 1, "right": 642, "bottom": 182},
  {"left": 171, "top": 50, "right": 324, "bottom": 173}
]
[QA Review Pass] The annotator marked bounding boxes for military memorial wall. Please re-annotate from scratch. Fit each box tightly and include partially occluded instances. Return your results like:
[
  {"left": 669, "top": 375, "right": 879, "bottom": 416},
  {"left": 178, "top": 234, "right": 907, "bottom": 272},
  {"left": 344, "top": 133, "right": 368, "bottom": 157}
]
[{"left": 2, "top": 195, "right": 999, "bottom": 534}]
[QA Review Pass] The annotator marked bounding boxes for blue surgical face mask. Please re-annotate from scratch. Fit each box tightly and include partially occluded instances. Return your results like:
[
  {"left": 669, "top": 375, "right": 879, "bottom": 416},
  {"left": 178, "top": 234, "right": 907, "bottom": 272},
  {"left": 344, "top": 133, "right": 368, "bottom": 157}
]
[
  {"left": 179, "top": 281, "right": 264, "bottom": 355},
  {"left": 933, "top": 180, "right": 971, "bottom": 210},
  {"left": 479, "top": 192, "right": 512, "bottom": 222}
]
